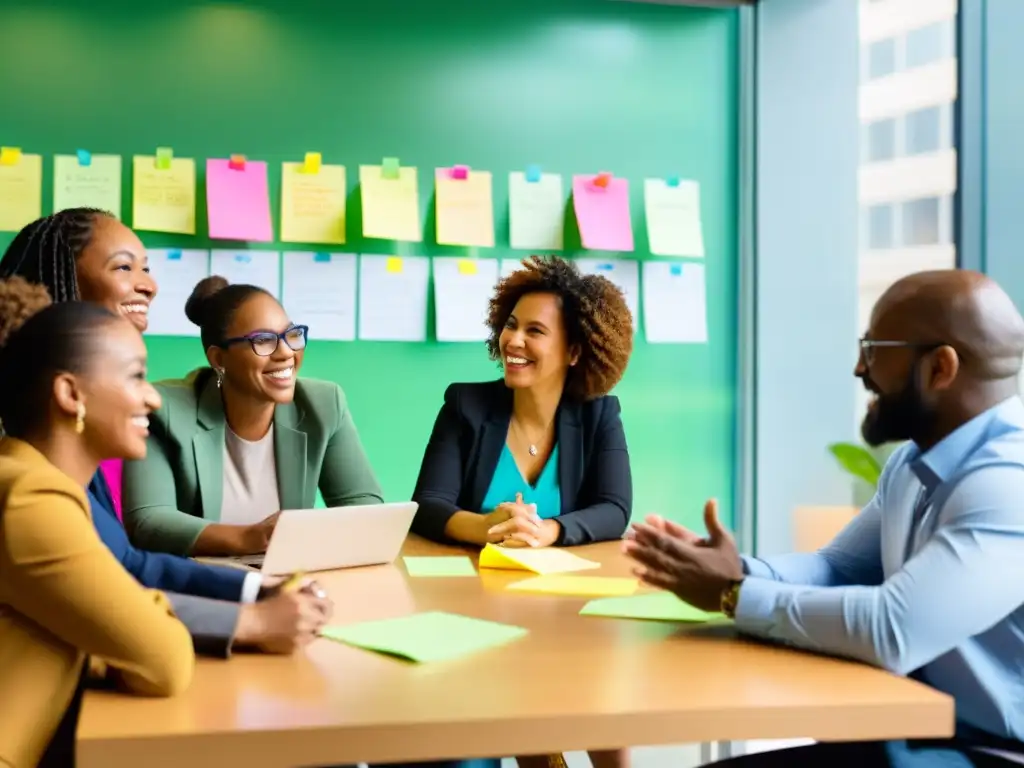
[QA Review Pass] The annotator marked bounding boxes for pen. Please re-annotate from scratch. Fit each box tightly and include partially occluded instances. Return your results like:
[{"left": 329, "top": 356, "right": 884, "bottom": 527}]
[{"left": 279, "top": 571, "right": 307, "bottom": 593}]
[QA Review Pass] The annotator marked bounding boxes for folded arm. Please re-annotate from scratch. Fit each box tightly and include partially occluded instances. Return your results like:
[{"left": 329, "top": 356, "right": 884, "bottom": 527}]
[
  {"left": 319, "top": 385, "right": 385, "bottom": 507},
  {"left": 734, "top": 466, "right": 1024, "bottom": 674}
]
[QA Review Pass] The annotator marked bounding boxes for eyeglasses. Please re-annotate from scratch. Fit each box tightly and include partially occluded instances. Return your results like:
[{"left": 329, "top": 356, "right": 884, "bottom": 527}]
[
  {"left": 221, "top": 325, "right": 309, "bottom": 357},
  {"left": 859, "top": 338, "right": 943, "bottom": 364}
]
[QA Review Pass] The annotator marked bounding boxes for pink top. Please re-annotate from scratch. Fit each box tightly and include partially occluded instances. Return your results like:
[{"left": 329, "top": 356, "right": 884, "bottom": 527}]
[{"left": 99, "top": 459, "right": 123, "bottom": 520}]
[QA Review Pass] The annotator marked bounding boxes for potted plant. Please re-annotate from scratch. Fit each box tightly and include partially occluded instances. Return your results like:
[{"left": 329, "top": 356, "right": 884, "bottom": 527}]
[{"left": 827, "top": 442, "right": 882, "bottom": 489}]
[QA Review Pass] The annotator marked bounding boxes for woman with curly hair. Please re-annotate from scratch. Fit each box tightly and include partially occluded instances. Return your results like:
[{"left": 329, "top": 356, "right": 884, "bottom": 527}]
[{"left": 411, "top": 254, "right": 634, "bottom": 549}]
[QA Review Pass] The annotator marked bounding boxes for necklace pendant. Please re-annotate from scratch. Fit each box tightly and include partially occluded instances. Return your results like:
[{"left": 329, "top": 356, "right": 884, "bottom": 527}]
[{"left": 528, "top": 444, "right": 538, "bottom": 456}]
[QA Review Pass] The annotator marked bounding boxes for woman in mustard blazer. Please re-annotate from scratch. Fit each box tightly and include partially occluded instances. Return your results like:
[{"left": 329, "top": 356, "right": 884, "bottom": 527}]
[
  {"left": 122, "top": 275, "right": 383, "bottom": 557},
  {"left": 0, "top": 278, "right": 194, "bottom": 767}
]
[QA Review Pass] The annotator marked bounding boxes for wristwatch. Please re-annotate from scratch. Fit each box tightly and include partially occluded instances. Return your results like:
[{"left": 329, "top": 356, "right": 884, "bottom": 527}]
[{"left": 720, "top": 579, "right": 743, "bottom": 619}]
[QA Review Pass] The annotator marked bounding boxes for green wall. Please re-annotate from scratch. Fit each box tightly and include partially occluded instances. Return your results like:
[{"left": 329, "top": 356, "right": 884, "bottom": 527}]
[{"left": 0, "top": 0, "right": 739, "bottom": 529}]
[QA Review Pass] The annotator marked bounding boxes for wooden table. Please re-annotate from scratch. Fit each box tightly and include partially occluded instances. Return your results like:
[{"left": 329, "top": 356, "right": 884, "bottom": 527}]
[{"left": 78, "top": 537, "right": 954, "bottom": 767}]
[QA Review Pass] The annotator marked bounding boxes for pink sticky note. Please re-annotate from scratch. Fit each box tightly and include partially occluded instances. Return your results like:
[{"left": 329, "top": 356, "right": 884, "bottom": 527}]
[
  {"left": 572, "top": 174, "right": 633, "bottom": 251},
  {"left": 450, "top": 165, "right": 469, "bottom": 180},
  {"left": 206, "top": 158, "right": 273, "bottom": 242}
]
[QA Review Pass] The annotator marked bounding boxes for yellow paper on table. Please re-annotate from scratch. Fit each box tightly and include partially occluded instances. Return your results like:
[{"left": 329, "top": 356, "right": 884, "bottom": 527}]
[
  {"left": 435, "top": 168, "right": 494, "bottom": 247},
  {"left": 54, "top": 154, "right": 122, "bottom": 218},
  {"left": 478, "top": 543, "right": 600, "bottom": 575},
  {"left": 132, "top": 155, "right": 196, "bottom": 234},
  {"left": 360, "top": 164, "right": 421, "bottom": 242},
  {"left": 0, "top": 153, "right": 42, "bottom": 232},
  {"left": 280, "top": 162, "right": 347, "bottom": 244},
  {"left": 506, "top": 574, "right": 638, "bottom": 597}
]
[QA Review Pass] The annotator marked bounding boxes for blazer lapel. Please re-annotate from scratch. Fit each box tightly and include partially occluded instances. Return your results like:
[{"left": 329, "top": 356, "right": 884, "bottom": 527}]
[
  {"left": 470, "top": 416, "right": 509, "bottom": 511},
  {"left": 193, "top": 376, "right": 226, "bottom": 522},
  {"left": 557, "top": 400, "right": 583, "bottom": 514},
  {"left": 273, "top": 401, "right": 308, "bottom": 510}
]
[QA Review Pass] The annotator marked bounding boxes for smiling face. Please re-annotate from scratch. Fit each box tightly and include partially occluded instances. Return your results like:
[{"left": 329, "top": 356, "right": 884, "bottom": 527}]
[
  {"left": 208, "top": 292, "right": 305, "bottom": 405},
  {"left": 498, "top": 292, "right": 578, "bottom": 392},
  {"left": 75, "top": 216, "right": 157, "bottom": 332}
]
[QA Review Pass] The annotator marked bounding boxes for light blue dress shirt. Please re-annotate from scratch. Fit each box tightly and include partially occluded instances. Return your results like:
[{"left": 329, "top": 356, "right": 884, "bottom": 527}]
[
  {"left": 736, "top": 397, "right": 1024, "bottom": 742},
  {"left": 481, "top": 444, "right": 561, "bottom": 520}
]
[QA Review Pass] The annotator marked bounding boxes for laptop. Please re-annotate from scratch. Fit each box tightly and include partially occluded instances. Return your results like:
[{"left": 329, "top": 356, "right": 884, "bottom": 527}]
[{"left": 230, "top": 502, "right": 418, "bottom": 575}]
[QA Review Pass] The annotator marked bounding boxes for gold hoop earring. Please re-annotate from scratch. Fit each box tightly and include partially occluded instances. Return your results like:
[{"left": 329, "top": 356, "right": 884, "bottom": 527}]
[{"left": 75, "top": 403, "right": 86, "bottom": 435}]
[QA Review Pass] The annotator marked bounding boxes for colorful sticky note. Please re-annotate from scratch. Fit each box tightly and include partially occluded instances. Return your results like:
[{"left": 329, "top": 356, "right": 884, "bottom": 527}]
[
  {"left": 509, "top": 171, "right": 565, "bottom": 250},
  {"left": 206, "top": 158, "right": 273, "bottom": 242},
  {"left": 359, "top": 164, "right": 421, "bottom": 242},
  {"left": 386, "top": 256, "right": 403, "bottom": 273},
  {"left": 644, "top": 178, "right": 705, "bottom": 257},
  {"left": 506, "top": 574, "right": 639, "bottom": 597},
  {"left": 54, "top": 154, "right": 122, "bottom": 218},
  {"left": 477, "top": 543, "right": 600, "bottom": 575},
  {"left": 579, "top": 591, "right": 725, "bottom": 622},
  {"left": 381, "top": 157, "right": 400, "bottom": 180},
  {"left": 321, "top": 611, "right": 527, "bottom": 663},
  {"left": 403, "top": 556, "right": 477, "bottom": 578},
  {"left": 457, "top": 259, "right": 477, "bottom": 275},
  {"left": 435, "top": 168, "right": 495, "bottom": 248},
  {"left": 280, "top": 161, "right": 346, "bottom": 245},
  {"left": 0, "top": 152, "right": 42, "bottom": 232},
  {"left": 155, "top": 147, "right": 174, "bottom": 170},
  {"left": 132, "top": 155, "right": 196, "bottom": 234},
  {"left": 0, "top": 147, "right": 22, "bottom": 166},
  {"left": 572, "top": 174, "right": 633, "bottom": 251}
]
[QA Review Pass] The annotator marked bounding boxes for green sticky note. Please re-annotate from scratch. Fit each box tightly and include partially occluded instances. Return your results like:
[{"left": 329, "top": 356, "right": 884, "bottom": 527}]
[
  {"left": 403, "top": 556, "right": 477, "bottom": 577},
  {"left": 579, "top": 591, "right": 727, "bottom": 623},
  {"left": 321, "top": 611, "right": 527, "bottom": 663},
  {"left": 381, "top": 156, "right": 400, "bottom": 179}
]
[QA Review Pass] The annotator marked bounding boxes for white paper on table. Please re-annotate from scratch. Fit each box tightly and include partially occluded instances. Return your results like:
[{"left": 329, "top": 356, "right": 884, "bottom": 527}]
[
  {"left": 575, "top": 258, "right": 640, "bottom": 333},
  {"left": 281, "top": 252, "right": 357, "bottom": 342},
  {"left": 357, "top": 255, "right": 430, "bottom": 342},
  {"left": 145, "top": 249, "right": 210, "bottom": 337},
  {"left": 433, "top": 257, "right": 499, "bottom": 342},
  {"left": 644, "top": 179, "right": 705, "bottom": 258},
  {"left": 508, "top": 171, "right": 564, "bottom": 250},
  {"left": 642, "top": 261, "right": 708, "bottom": 343},
  {"left": 210, "top": 250, "right": 281, "bottom": 299}
]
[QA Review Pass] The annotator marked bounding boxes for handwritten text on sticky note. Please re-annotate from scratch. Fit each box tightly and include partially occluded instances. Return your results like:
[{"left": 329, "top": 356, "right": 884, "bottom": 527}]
[
  {"left": 132, "top": 155, "right": 196, "bottom": 235},
  {"left": 435, "top": 168, "right": 495, "bottom": 248},
  {"left": 280, "top": 162, "right": 347, "bottom": 245}
]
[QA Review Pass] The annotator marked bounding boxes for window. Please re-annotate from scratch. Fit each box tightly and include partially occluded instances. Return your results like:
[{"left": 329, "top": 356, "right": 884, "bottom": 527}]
[
  {"left": 905, "top": 21, "right": 954, "bottom": 69},
  {"left": 867, "top": 204, "right": 895, "bottom": 249},
  {"left": 866, "top": 38, "right": 897, "bottom": 80},
  {"left": 901, "top": 197, "right": 941, "bottom": 246},
  {"left": 863, "top": 118, "right": 897, "bottom": 162},
  {"left": 904, "top": 106, "right": 943, "bottom": 155}
]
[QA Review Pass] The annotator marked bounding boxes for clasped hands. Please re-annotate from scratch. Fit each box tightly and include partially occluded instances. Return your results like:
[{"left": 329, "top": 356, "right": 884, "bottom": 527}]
[
  {"left": 236, "top": 574, "right": 333, "bottom": 654},
  {"left": 622, "top": 498, "right": 744, "bottom": 612},
  {"left": 482, "top": 492, "right": 560, "bottom": 548}
]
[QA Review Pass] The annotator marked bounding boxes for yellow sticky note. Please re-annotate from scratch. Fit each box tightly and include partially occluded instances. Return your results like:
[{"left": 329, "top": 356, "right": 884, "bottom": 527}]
[
  {"left": 54, "top": 154, "right": 122, "bottom": 218},
  {"left": 0, "top": 153, "right": 42, "bottom": 232},
  {"left": 478, "top": 543, "right": 600, "bottom": 575},
  {"left": 386, "top": 256, "right": 403, "bottom": 273},
  {"left": 506, "top": 575, "right": 639, "bottom": 597},
  {"left": 435, "top": 169, "right": 495, "bottom": 248},
  {"left": 132, "top": 155, "right": 196, "bottom": 234},
  {"left": 0, "top": 147, "right": 21, "bottom": 166},
  {"left": 457, "top": 259, "right": 478, "bottom": 275},
  {"left": 280, "top": 161, "right": 346, "bottom": 244},
  {"left": 360, "top": 164, "right": 422, "bottom": 242},
  {"left": 644, "top": 178, "right": 705, "bottom": 257}
]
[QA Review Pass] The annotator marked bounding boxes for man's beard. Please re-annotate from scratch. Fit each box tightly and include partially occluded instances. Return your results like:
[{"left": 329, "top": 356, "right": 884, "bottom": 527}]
[{"left": 860, "top": 367, "right": 935, "bottom": 447}]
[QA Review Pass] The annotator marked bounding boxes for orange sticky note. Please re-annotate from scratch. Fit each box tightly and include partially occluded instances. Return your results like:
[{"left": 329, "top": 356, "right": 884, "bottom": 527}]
[
  {"left": 386, "top": 256, "right": 403, "bottom": 274},
  {"left": 435, "top": 168, "right": 494, "bottom": 248}
]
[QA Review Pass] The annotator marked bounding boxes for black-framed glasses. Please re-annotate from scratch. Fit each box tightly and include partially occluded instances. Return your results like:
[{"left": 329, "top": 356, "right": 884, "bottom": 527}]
[
  {"left": 859, "top": 338, "right": 943, "bottom": 364},
  {"left": 221, "top": 325, "right": 309, "bottom": 357}
]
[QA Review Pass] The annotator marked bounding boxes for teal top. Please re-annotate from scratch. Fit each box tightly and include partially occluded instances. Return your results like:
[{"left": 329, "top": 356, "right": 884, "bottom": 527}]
[{"left": 480, "top": 444, "right": 561, "bottom": 519}]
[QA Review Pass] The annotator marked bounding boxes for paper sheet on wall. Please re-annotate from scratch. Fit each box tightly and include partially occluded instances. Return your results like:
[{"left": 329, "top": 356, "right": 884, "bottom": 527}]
[
  {"left": 0, "top": 153, "right": 42, "bottom": 232},
  {"left": 210, "top": 250, "right": 281, "bottom": 299},
  {"left": 642, "top": 261, "right": 707, "bottom": 343},
  {"left": 433, "top": 257, "right": 499, "bottom": 342},
  {"left": 359, "top": 165, "right": 422, "bottom": 242},
  {"left": 132, "top": 155, "right": 196, "bottom": 234},
  {"left": 572, "top": 175, "right": 633, "bottom": 251},
  {"left": 54, "top": 154, "right": 122, "bottom": 218},
  {"left": 575, "top": 259, "right": 640, "bottom": 332},
  {"left": 508, "top": 171, "right": 564, "bottom": 250},
  {"left": 281, "top": 252, "right": 357, "bottom": 341},
  {"left": 644, "top": 179, "right": 705, "bottom": 257},
  {"left": 501, "top": 257, "right": 526, "bottom": 279},
  {"left": 280, "top": 162, "right": 347, "bottom": 245},
  {"left": 206, "top": 159, "right": 273, "bottom": 242},
  {"left": 358, "top": 255, "right": 429, "bottom": 341},
  {"left": 435, "top": 169, "right": 495, "bottom": 248},
  {"left": 145, "top": 249, "right": 210, "bottom": 337}
]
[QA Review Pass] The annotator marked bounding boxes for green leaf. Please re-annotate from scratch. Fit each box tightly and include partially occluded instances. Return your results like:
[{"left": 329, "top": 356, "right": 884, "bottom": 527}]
[{"left": 827, "top": 442, "right": 882, "bottom": 488}]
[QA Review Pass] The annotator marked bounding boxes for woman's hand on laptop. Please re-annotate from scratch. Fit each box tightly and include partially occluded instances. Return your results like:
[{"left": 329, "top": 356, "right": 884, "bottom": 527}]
[
  {"left": 235, "top": 589, "right": 333, "bottom": 654},
  {"left": 239, "top": 511, "right": 282, "bottom": 554}
]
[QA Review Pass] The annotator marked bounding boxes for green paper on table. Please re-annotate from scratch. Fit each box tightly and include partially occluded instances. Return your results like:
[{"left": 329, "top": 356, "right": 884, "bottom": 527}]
[
  {"left": 579, "top": 591, "right": 726, "bottom": 622},
  {"left": 403, "top": 556, "right": 477, "bottom": 577},
  {"left": 321, "top": 611, "right": 528, "bottom": 662}
]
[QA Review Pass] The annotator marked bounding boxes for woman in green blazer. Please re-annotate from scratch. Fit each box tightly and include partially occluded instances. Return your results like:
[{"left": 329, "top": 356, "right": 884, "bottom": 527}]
[{"left": 122, "top": 276, "right": 383, "bottom": 557}]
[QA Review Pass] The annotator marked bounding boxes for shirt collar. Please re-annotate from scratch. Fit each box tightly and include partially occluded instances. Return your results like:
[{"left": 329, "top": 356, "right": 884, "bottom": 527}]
[{"left": 908, "top": 396, "right": 1024, "bottom": 490}]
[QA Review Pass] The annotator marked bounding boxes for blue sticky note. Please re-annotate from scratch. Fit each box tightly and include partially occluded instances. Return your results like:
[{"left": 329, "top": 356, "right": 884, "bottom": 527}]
[
  {"left": 666, "top": 176, "right": 680, "bottom": 187},
  {"left": 525, "top": 164, "right": 542, "bottom": 183},
  {"left": 669, "top": 263, "right": 683, "bottom": 276},
  {"left": 234, "top": 253, "right": 252, "bottom": 264},
  {"left": 76, "top": 149, "right": 92, "bottom": 167},
  {"left": 314, "top": 252, "right": 331, "bottom": 263},
  {"left": 167, "top": 249, "right": 182, "bottom": 261},
  {"left": 596, "top": 262, "right": 614, "bottom": 272}
]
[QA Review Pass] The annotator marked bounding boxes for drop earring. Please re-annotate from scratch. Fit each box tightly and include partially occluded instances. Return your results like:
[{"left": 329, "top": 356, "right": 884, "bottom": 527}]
[
  {"left": 215, "top": 368, "right": 225, "bottom": 389},
  {"left": 75, "top": 402, "right": 86, "bottom": 435}
]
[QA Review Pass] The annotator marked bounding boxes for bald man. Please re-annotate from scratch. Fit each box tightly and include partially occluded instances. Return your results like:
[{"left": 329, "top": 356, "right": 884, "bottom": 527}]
[{"left": 624, "top": 270, "right": 1024, "bottom": 766}]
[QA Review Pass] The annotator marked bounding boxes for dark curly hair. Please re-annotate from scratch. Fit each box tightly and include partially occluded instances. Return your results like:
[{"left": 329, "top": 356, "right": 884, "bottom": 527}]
[{"left": 485, "top": 255, "right": 633, "bottom": 400}]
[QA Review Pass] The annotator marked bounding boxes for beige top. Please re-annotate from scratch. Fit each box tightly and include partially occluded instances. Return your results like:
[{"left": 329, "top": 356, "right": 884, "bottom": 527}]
[{"left": 221, "top": 426, "right": 280, "bottom": 526}]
